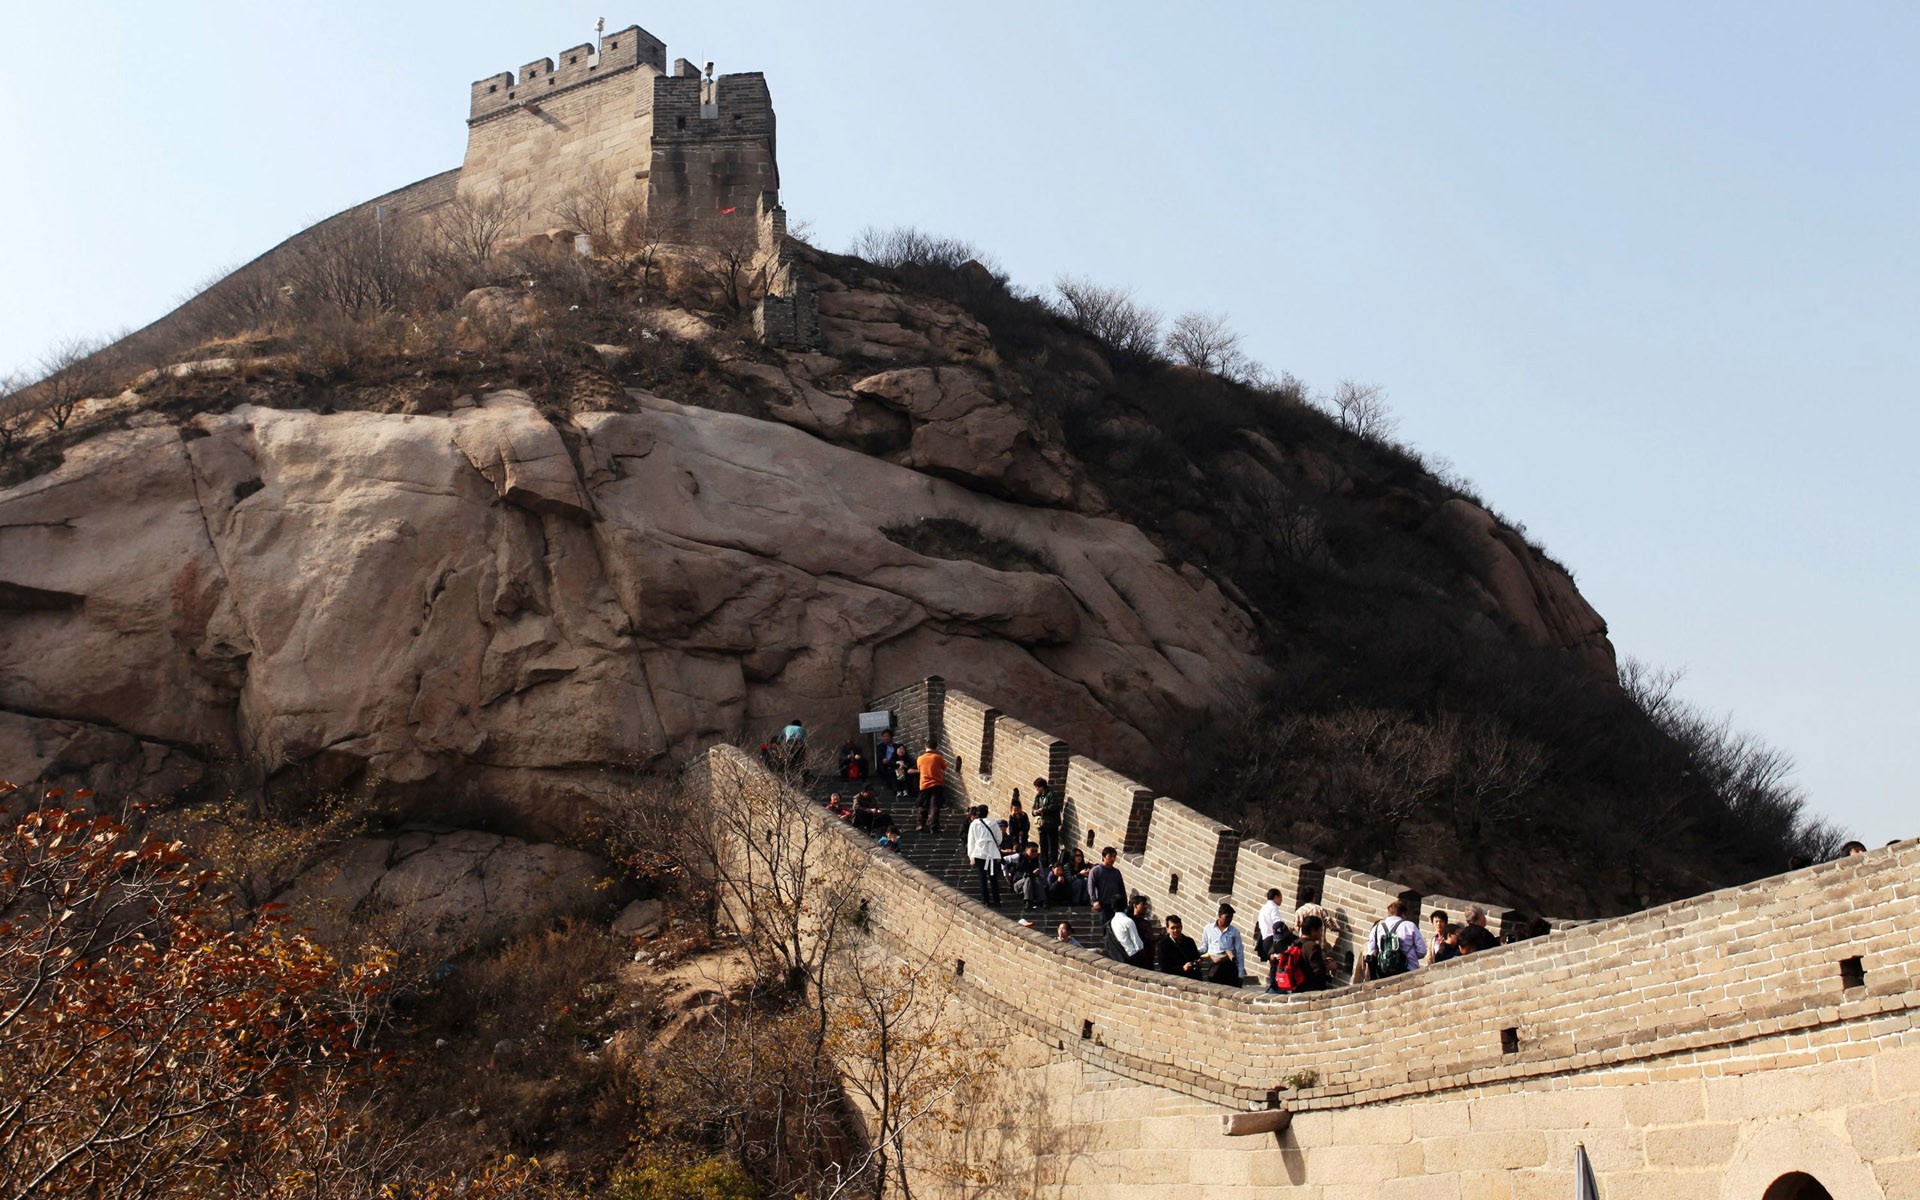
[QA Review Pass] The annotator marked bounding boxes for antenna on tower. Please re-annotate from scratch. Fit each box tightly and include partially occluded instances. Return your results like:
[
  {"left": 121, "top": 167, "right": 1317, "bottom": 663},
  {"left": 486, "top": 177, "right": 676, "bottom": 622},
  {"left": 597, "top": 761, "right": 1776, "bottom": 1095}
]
[{"left": 590, "top": 17, "right": 605, "bottom": 66}]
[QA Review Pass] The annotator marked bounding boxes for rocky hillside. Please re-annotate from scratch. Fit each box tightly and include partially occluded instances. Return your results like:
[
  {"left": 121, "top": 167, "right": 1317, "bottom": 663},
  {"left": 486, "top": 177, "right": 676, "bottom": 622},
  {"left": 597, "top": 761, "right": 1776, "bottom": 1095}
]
[{"left": 0, "top": 231, "right": 1832, "bottom": 911}]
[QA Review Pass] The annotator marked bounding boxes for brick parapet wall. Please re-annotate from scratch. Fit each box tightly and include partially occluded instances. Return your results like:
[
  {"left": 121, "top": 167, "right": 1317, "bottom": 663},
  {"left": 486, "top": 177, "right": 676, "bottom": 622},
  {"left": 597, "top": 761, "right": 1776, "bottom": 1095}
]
[
  {"left": 1233, "top": 838, "right": 1324, "bottom": 911},
  {"left": 709, "top": 743, "right": 1920, "bottom": 1116},
  {"left": 468, "top": 25, "right": 664, "bottom": 123},
  {"left": 1060, "top": 755, "right": 1147, "bottom": 858},
  {"left": 939, "top": 691, "right": 994, "bottom": 809}
]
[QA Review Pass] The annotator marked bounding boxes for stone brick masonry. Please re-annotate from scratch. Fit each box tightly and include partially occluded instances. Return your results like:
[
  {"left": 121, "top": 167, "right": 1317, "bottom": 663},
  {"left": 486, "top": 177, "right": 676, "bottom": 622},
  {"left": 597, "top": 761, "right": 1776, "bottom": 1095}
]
[
  {"left": 459, "top": 24, "right": 779, "bottom": 246},
  {"left": 764, "top": 679, "right": 1920, "bottom": 1198}
]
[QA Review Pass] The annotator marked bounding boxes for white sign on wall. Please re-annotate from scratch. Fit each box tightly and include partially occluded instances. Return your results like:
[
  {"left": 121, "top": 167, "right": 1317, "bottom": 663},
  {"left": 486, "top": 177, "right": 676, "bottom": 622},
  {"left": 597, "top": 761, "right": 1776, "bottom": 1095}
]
[{"left": 857, "top": 710, "right": 892, "bottom": 734}]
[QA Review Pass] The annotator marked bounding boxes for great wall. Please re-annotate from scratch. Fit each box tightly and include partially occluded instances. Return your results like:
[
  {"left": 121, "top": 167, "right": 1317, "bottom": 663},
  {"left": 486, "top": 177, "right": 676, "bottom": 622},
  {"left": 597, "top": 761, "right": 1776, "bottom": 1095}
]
[
  {"left": 56, "top": 19, "right": 1920, "bottom": 1196},
  {"left": 111, "top": 21, "right": 815, "bottom": 368},
  {"left": 708, "top": 677, "right": 1920, "bottom": 1199}
]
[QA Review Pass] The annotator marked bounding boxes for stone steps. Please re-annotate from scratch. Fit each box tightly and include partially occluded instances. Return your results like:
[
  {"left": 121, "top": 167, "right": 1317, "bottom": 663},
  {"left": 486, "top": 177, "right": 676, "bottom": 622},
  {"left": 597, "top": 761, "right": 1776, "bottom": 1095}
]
[{"left": 813, "top": 776, "right": 1107, "bottom": 947}]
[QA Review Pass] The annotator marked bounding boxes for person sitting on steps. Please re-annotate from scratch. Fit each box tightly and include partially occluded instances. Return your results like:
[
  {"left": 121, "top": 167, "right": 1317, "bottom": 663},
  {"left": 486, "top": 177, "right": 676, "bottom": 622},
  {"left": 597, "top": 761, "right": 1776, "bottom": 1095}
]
[
  {"left": 1009, "top": 842, "right": 1046, "bottom": 910},
  {"left": 837, "top": 739, "right": 867, "bottom": 780}
]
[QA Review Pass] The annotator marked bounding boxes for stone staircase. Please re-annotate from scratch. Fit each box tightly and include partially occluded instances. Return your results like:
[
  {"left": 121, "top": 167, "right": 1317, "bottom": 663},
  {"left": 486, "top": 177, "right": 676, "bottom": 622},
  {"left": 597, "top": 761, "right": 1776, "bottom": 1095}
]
[{"left": 812, "top": 775, "right": 1108, "bottom": 948}]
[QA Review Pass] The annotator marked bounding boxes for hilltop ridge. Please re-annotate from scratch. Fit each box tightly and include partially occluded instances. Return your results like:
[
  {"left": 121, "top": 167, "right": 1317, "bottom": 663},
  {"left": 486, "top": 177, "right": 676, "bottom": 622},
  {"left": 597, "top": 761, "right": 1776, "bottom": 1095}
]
[{"left": 0, "top": 19, "right": 1836, "bottom": 918}]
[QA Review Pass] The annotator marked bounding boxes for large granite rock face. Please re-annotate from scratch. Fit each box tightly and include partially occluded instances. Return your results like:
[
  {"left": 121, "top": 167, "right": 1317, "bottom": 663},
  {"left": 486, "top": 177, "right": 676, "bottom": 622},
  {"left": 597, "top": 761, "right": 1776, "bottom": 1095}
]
[
  {"left": 1421, "top": 499, "right": 1616, "bottom": 678},
  {"left": 0, "top": 389, "right": 1264, "bottom": 829},
  {"left": 277, "top": 827, "right": 611, "bottom": 949}
]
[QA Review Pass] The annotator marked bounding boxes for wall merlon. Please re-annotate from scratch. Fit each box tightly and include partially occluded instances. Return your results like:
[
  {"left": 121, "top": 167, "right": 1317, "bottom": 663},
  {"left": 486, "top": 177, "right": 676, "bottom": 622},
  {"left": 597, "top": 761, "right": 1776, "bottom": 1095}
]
[{"left": 467, "top": 22, "right": 660, "bottom": 122}]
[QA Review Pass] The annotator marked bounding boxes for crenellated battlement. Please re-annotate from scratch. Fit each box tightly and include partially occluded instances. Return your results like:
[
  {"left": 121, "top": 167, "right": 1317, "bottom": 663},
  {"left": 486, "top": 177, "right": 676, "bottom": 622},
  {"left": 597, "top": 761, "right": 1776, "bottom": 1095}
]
[
  {"left": 467, "top": 24, "right": 666, "bottom": 123},
  {"left": 642, "top": 69, "right": 776, "bottom": 141},
  {"left": 458, "top": 18, "right": 786, "bottom": 265}
]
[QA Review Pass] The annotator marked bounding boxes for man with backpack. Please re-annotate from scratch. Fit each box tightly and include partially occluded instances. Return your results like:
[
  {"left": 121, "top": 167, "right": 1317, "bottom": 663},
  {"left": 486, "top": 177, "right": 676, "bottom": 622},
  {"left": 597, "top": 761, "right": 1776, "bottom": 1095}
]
[
  {"left": 1269, "top": 914, "right": 1333, "bottom": 994},
  {"left": 1364, "top": 899, "right": 1427, "bottom": 981}
]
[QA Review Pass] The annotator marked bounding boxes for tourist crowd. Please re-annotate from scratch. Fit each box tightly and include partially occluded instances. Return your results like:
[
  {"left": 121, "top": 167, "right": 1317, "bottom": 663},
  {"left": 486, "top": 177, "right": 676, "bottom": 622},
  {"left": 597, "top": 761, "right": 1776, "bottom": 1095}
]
[{"left": 808, "top": 734, "right": 1559, "bottom": 994}]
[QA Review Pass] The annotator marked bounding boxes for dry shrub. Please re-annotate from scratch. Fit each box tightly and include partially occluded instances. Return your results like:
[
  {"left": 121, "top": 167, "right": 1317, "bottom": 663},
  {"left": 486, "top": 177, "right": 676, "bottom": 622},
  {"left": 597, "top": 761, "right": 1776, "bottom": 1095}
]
[
  {"left": 607, "top": 1152, "right": 761, "bottom": 1200},
  {"left": 440, "top": 921, "right": 623, "bottom": 1037}
]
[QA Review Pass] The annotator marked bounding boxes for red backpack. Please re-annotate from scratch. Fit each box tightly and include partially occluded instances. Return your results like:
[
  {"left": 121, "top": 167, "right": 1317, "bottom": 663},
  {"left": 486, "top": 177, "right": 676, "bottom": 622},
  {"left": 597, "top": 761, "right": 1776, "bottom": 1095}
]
[{"left": 1272, "top": 943, "right": 1308, "bottom": 993}]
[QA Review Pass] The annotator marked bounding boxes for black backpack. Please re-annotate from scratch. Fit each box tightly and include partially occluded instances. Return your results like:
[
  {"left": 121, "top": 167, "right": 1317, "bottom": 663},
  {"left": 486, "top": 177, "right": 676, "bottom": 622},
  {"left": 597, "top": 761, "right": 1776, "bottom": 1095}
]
[{"left": 1369, "top": 918, "right": 1410, "bottom": 978}]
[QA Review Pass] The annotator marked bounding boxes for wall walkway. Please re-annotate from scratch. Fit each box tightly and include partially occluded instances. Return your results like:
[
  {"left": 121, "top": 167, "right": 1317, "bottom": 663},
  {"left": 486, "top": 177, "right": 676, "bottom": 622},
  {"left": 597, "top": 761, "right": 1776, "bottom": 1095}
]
[{"left": 716, "top": 677, "right": 1920, "bottom": 1197}]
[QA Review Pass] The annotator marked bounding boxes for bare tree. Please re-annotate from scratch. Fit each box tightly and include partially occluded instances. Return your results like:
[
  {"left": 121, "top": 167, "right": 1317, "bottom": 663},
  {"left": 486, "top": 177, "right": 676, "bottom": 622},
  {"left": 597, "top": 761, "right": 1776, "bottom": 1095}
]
[
  {"left": 1051, "top": 275, "right": 1161, "bottom": 360},
  {"left": 1164, "top": 310, "right": 1243, "bottom": 373},
  {"left": 1438, "top": 712, "right": 1547, "bottom": 844},
  {"left": 1247, "top": 477, "right": 1326, "bottom": 566},
  {"left": 849, "top": 226, "right": 986, "bottom": 272},
  {"left": 1327, "top": 378, "right": 1398, "bottom": 442},
  {"left": 432, "top": 186, "right": 530, "bottom": 269},
  {"left": 27, "top": 337, "right": 111, "bottom": 431},
  {"left": 697, "top": 214, "right": 770, "bottom": 314},
  {"left": 0, "top": 374, "right": 30, "bottom": 457},
  {"left": 820, "top": 944, "right": 998, "bottom": 1200},
  {"left": 175, "top": 262, "right": 288, "bottom": 342},
  {"left": 547, "top": 163, "right": 644, "bottom": 254},
  {"left": 283, "top": 209, "right": 430, "bottom": 319}
]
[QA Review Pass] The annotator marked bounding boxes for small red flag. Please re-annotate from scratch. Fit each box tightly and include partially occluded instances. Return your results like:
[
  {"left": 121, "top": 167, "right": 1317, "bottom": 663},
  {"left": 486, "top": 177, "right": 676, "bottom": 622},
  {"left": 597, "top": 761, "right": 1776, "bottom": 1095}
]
[{"left": 720, "top": 206, "right": 737, "bottom": 215}]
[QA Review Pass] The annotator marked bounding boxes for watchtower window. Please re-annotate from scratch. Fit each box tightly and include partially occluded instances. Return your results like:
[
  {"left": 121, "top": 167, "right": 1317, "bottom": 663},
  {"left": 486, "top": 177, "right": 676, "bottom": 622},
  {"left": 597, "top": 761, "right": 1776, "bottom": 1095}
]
[
  {"left": 569, "top": 55, "right": 578, "bottom": 64},
  {"left": 610, "top": 40, "right": 618, "bottom": 48},
  {"left": 488, "top": 84, "right": 497, "bottom": 93},
  {"left": 676, "top": 116, "right": 686, "bottom": 129}
]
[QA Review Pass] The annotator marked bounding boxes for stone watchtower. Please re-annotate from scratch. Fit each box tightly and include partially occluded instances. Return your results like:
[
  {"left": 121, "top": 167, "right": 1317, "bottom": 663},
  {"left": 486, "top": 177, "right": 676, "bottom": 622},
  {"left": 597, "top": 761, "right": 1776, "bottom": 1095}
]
[{"left": 459, "top": 24, "right": 780, "bottom": 244}]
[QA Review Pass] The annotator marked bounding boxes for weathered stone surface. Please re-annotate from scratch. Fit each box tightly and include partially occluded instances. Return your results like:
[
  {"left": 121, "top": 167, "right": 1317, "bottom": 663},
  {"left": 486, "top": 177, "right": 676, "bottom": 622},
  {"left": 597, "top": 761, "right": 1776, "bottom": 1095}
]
[
  {"left": 279, "top": 827, "right": 610, "bottom": 948},
  {"left": 0, "top": 710, "right": 204, "bottom": 798},
  {"left": 451, "top": 390, "right": 594, "bottom": 522},
  {"left": 612, "top": 898, "right": 664, "bottom": 937},
  {"left": 0, "top": 390, "right": 1263, "bottom": 823},
  {"left": 638, "top": 307, "right": 719, "bottom": 343},
  {"left": 1422, "top": 498, "right": 1616, "bottom": 678},
  {"left": 849, "top": 366, "right": 1072, "bottom": 505},
  {"left": 459, "top": 286, "right": 537, "bottom": 332},
  {"left": 816, "top": 285, "right": 997, "bottom": 366}
]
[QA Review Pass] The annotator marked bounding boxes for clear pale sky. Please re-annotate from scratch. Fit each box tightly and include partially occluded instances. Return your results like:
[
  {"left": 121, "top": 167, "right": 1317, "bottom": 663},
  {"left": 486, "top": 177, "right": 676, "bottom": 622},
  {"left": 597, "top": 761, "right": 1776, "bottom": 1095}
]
[{"left": 2, "top": 3, "right": 1913, "bottom": 843}]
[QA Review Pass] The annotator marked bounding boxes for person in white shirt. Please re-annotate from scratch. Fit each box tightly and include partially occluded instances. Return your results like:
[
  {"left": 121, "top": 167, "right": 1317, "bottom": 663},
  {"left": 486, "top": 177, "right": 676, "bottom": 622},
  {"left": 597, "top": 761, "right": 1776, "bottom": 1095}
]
[
  {"left": 1364, "top": 899, "right": 1427, "bottom": 980},
  {"left": 965, "top": 804, "right": 1004, "bottom": 908},
  {"left": 1105, "top": 895, "right": 1151, "bottom": 967},
  {"left": 1200, "top": 903, "right": 1245, "bottom": 985},
  {"left": 1255, "top": 888, "right": 1290, "bottom": 961}
]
